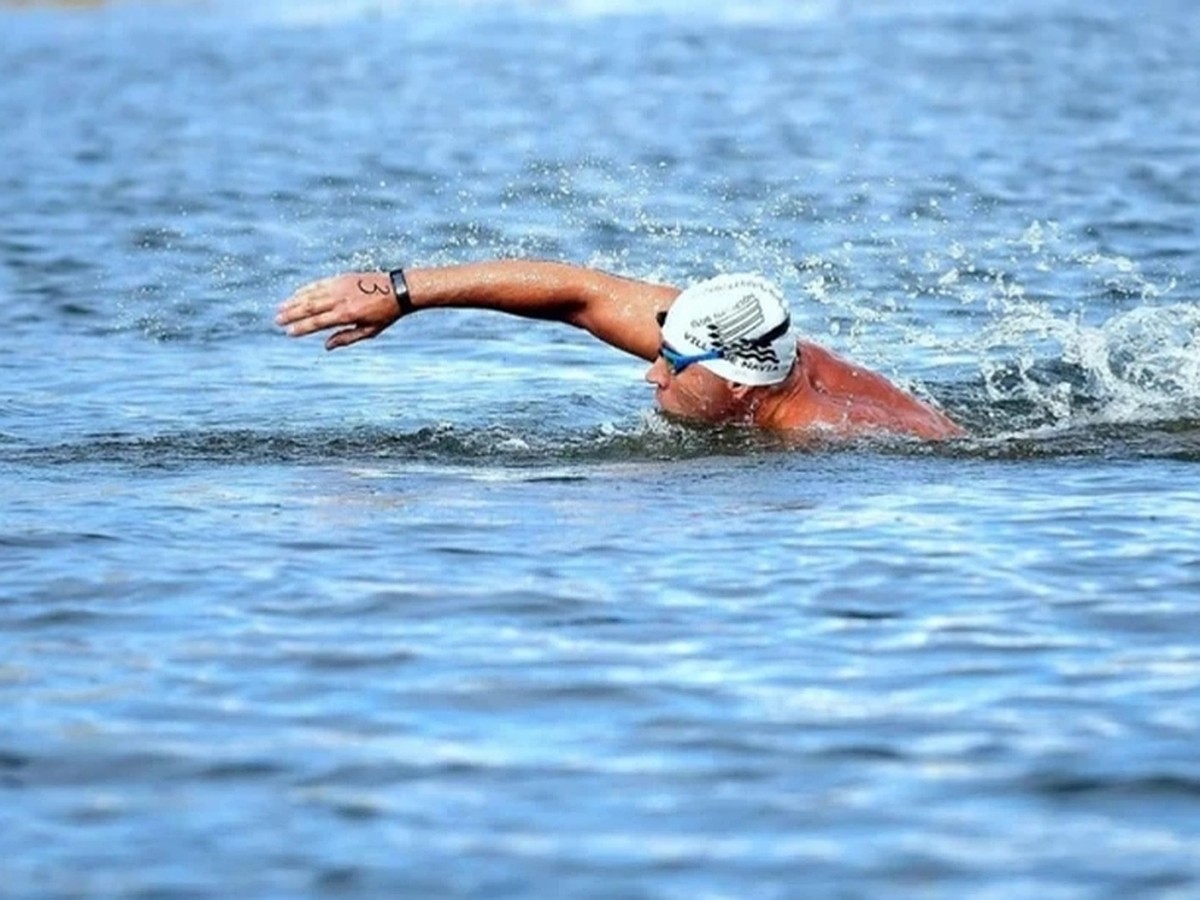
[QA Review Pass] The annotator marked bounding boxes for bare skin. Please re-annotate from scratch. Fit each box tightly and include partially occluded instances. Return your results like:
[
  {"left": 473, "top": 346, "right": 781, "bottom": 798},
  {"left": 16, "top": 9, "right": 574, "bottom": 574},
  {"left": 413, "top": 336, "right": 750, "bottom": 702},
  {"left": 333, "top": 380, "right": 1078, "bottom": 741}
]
[{"left": 276, "top": 260, "right": 965, "bottom": 440}]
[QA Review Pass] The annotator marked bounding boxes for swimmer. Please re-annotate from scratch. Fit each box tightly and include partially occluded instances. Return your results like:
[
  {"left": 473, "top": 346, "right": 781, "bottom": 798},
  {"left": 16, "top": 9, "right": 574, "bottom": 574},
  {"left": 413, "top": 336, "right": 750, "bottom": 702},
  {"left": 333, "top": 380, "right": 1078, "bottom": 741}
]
[{"left": 276, "top": 260, "right": 965, "bottom": 440}]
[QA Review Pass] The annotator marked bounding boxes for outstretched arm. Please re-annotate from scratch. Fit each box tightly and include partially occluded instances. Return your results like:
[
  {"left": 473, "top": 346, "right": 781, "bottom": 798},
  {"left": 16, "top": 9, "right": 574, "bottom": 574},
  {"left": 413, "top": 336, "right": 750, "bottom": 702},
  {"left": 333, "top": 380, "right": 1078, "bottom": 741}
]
[{"left": 275, "top": 260, "right": 679, "bottom": 360}]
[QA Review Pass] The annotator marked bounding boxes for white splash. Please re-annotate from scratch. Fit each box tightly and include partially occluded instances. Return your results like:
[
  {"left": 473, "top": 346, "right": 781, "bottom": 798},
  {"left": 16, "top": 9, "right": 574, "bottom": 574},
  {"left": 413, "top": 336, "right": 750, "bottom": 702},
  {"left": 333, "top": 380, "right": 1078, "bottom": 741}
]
[{"left": 961, "top": 225, "right": 1198, "bottom": 427}]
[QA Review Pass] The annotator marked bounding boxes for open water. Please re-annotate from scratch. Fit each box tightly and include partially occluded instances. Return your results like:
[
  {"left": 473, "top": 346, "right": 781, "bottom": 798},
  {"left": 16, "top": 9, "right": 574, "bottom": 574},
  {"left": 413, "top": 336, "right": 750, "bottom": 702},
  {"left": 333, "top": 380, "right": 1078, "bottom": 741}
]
[{"left": 4, "top": 0, "right": 1200, "bottom": 896}]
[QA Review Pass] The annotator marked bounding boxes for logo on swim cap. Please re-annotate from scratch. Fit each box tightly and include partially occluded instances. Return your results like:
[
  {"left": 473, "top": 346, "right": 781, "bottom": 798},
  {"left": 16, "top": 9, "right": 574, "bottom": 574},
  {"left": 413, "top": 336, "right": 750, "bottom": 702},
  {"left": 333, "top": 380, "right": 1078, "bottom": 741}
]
[{"left": 660, "top": 274, "right": 796, "bottom": 386}]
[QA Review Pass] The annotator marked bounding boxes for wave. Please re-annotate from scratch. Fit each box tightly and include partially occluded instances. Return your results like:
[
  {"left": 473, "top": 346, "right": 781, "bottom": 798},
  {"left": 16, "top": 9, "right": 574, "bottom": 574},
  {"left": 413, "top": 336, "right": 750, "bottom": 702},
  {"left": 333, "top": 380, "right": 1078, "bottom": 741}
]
[
  {"left": 9, "top": 419, "right": 782, "bottom": 469},
  {"left": 11, "top": 401, "right": 1200, "bottom": 471}
]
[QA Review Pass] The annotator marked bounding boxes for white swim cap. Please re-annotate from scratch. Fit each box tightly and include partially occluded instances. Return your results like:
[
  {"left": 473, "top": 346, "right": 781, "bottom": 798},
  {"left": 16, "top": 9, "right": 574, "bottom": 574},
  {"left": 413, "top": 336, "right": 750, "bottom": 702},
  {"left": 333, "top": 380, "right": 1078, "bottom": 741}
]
[{"left": 659, "top": 274, "right": 796, "bottom": 386}]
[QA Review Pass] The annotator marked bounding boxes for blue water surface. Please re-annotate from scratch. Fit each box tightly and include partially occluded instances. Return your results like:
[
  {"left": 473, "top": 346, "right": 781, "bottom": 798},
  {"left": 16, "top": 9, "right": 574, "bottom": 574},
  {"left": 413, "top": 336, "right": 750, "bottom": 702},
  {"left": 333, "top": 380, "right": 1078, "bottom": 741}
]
[{"left": 3, "top": 0, "right": 1200, "bottom": 896}]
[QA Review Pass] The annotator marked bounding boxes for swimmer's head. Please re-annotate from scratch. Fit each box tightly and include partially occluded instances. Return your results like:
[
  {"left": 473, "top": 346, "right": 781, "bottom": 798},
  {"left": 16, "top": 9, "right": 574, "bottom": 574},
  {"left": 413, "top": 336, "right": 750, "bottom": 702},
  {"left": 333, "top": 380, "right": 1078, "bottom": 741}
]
[{"left": 656, "top": 274, "right": 796, "bottom": 386}]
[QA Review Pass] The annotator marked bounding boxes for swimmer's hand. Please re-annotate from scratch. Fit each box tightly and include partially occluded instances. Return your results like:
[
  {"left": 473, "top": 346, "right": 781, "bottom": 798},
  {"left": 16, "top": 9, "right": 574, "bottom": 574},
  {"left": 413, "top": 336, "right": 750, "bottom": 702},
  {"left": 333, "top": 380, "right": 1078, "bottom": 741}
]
[{"left": 275, "top": 272, "right": 402, "bottom": 351}]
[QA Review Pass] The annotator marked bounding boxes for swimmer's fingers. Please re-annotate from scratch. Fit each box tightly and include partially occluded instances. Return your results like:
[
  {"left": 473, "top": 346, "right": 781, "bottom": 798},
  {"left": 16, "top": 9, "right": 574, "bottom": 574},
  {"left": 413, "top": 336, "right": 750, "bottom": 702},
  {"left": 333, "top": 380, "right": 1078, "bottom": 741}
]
[{"left": 288, "top": 308, "right": 352, "bottom": 337}]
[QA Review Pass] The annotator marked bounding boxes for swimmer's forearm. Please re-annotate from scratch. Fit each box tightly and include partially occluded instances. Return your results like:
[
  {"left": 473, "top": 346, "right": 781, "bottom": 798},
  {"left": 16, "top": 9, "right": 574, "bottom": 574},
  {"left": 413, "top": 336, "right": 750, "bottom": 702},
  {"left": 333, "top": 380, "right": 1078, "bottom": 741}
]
[{"left": 403, "top": 261, "right": 588, "bottom": 321}]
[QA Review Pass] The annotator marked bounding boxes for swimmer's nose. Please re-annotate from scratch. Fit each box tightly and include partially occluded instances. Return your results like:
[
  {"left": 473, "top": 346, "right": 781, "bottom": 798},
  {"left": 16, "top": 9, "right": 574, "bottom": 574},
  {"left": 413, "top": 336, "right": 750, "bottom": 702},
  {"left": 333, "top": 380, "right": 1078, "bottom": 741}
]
[{"left": 645, "top": 357, "right": 669, "bottom": 388}]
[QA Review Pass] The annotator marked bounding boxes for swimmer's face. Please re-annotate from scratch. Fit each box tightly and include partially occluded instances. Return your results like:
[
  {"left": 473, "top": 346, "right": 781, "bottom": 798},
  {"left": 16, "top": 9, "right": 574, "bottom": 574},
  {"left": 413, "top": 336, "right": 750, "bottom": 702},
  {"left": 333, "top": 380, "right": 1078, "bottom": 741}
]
[{"left": 644, "top": 355, "right": 746, "bottom": 424}]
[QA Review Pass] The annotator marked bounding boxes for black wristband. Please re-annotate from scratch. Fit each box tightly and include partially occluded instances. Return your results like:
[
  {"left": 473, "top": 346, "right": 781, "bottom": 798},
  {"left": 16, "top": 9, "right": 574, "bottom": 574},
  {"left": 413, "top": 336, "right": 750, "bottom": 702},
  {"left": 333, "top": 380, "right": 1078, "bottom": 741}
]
[{"left": 388, "top": 267, "right": 413, "bottom": 317}]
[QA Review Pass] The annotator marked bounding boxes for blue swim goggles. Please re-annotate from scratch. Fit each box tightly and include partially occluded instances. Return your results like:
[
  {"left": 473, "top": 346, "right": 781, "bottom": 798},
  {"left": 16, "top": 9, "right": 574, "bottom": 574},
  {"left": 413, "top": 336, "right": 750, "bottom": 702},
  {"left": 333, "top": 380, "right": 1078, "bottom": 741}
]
[{"left": 659, "top": 342, "right": 723, "bottom": 376}]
